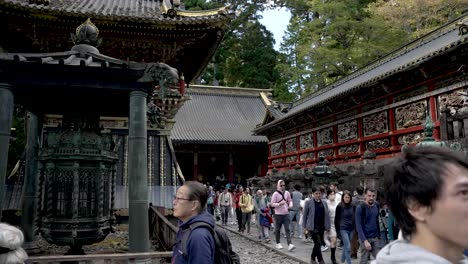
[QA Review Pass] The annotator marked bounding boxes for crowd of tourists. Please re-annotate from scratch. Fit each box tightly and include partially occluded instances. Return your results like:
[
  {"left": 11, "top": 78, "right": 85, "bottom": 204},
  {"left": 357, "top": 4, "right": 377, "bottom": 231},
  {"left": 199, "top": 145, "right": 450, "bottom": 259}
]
[{"left": 173, "top": 146, "right": 468, "bottom": 264}]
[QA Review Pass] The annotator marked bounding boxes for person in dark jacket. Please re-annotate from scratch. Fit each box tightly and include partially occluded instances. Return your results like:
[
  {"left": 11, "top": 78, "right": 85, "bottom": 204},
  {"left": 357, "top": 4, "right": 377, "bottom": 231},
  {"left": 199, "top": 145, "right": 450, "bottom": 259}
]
[
  {"left": 335, "top": 191, "right": 355, "bottom": 264},
  {"left": 172, "top": 181, "right": 215, "bottom": 264},
  {"left": 355, "top": 188, "right": 381, "bottom": 264},
  {"left": 303, "top": 186, "right": 331, "bottom": 264}
]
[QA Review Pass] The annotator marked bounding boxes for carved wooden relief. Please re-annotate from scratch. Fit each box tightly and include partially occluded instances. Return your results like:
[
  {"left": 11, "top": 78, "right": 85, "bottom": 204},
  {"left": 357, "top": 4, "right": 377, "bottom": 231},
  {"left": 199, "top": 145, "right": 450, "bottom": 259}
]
[
  {"left": 338, "top": 120, "right": 358, "bottom": 142},
  {"left": 435, "top": 74, "right": 468, "bottom": 90},
  {"left": 395, "top": 101, "right": 427, "bottom": 129},
  {"left": 286, "top": 156, "right": 297, "bottom": 163},
  {"left": 300, "top": 133, "right": 314, "bottom": 150},
  {"left": 365, "top": 139, "right": 390, "bottom": 151},
  {"left": 270, "top": 142, "right": 283, "bottom": 156},
  {"left": 285, "top": 138, "right": 297, "bottom": 153},
  {"left": 317, "top": 117, "right": 334, "bottom": 126},
  {"left": 363, "top": 100, "right": 386, "bottom": 112},
  {"left": 272, "top": 158, "right": 283, "bottom": 165},
  {"left": 339, "top": 144, "right": 359, "bottom": 155},
  {"left": 438, "top": 89, "right": 468, "bottom": 116},
  {"left": 337, "top": 109, "right": 359, "bottom": 120},
  {"left": 393, "top": 86, "right": 427, "bottom": 102},
  {"left": 318, "top": 149, "right": 334, "bottom": 157},
  {"left": 398, "top": 132, "right": 424, "bottom": 145},
  {"left": 363, "top": 111, "right": 388, "bottom": 137},
  {"left": 318, "top": 127, "right": 334, "bottom": 146},
  {"left": 300, "top": 152, "right": 314, "bottom": 161}
]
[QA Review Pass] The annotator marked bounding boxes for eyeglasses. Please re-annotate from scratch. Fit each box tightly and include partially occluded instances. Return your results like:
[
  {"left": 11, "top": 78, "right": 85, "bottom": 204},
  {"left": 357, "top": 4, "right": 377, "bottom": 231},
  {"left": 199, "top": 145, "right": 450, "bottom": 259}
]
[{"left": 174, "top": 196, "right": 192, "bottom": 202}]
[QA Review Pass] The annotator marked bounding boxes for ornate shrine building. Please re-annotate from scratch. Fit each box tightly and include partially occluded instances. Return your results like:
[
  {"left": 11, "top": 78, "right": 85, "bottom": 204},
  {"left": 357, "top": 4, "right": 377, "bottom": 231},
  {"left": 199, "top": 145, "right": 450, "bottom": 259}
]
[
  {"left": 0, "top": 0, "right": 231, "bottom": 83},
  {"left": 254, "top": 14, "right": 468, "bottom": 190},
  {"left": 0, "top": 0, "right": 233, "bottom": 210},
  {"left": 171, "top": 85, "right": 270, "bottom": 186}
]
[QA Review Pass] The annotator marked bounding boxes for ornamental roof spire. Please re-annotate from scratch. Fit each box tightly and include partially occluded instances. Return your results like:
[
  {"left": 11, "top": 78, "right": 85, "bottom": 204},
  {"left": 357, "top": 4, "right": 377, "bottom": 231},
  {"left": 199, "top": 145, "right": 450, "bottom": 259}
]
[{"left": 71, "top": 18, "right": 102, "bottom": 47}]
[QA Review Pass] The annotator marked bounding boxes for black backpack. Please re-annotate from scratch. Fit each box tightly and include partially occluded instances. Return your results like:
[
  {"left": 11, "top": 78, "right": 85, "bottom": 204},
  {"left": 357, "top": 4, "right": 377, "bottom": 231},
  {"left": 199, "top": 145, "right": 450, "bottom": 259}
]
[{"left": 180, "top": 222, "right": 241, "bottom": 264}]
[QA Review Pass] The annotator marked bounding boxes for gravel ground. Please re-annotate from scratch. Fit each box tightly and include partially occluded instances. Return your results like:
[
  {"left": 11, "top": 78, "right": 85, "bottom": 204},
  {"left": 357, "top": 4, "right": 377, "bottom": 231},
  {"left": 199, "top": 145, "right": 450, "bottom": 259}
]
[
  {"left": 228, "top": 229, "right": 303, "bottom": 264},
  {"left": 31, "top": 225, "right": 304, "bottom": 264}
]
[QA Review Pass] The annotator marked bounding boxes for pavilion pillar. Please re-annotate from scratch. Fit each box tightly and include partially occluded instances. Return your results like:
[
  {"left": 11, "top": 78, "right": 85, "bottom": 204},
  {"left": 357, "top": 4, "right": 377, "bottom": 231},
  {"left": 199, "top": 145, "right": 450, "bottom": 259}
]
[
  {"left": 0, "top": 83, "right": 14, "bottom": 221},
  {"left": 228, "top": 152, "right": 234, "bottom": 183},
  {"left": 128, "top": 91, "right": 150, "bottom": 255},
  {"left": 21, "top": 111, "right": 42, "bottom": 254},
  {"left": 193, "top": 151, "right": 198, "bottom": 181}
]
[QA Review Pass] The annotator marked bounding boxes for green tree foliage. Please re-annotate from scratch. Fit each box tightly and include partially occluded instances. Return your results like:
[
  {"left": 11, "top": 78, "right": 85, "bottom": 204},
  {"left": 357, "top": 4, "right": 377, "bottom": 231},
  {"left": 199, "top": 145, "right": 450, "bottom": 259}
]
[
  {"left": 221, "top": 21, "right": 279, "bottom": 88},
  {"left": 186, "top": 0, "right": 288, "bottom": 96},
  {"left": 368, "top": 0, "right": 468, "bottom": 39},
  {"left": 278, "top": 0, "right": 409, "bottom": 97}
]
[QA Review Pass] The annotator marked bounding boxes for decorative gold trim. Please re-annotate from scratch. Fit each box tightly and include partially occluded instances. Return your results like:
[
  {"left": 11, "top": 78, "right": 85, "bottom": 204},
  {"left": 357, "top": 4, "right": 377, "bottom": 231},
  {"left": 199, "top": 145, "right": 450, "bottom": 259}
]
[{"left": 177, "top": 5, "right": 230, "bottom": 17}]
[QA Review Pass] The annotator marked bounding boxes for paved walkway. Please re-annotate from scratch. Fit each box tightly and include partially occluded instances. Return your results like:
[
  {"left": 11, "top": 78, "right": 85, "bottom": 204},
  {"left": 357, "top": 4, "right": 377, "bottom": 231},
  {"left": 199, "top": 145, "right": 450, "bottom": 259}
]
[{"left": 218, "top": 218, "right": 363, "bottom": 264}]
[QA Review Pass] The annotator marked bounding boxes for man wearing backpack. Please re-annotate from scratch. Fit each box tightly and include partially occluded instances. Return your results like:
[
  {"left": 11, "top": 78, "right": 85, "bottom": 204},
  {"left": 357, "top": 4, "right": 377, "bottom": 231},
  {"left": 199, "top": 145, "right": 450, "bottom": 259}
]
[
  {"left": 271, "top": 180, "right": 296, "bottom": 251},
  {"left": 172, "top": 181, "right": 215, "bottom": 264},
  {"left": 172, "top": 181, "right": 240, "bottom": 264}
]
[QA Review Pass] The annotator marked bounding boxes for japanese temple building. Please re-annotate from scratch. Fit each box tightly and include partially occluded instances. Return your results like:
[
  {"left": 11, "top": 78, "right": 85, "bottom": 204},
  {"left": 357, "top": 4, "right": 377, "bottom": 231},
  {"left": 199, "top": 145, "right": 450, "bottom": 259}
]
[
  {"left": 254, "top": 14, "right": 468, "bottom": 189},
  {"left": 171, "top": 84, "right": 271, "bottom": 185}
]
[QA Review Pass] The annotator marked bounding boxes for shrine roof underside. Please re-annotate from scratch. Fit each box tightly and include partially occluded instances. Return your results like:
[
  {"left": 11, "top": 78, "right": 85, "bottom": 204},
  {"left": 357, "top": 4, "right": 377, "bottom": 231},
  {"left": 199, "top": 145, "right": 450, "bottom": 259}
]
[
  {"left": 172, "top": 85, "right": 270, "bottom": 145},
  {"left": 255, "top": 14, "right": 468, "bottom": 134}
]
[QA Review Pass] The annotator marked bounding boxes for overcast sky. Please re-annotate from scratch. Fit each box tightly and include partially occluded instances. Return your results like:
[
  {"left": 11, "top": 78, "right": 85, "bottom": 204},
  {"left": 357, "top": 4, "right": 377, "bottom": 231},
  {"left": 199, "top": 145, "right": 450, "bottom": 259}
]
[{"left": 259, "top": 8, "right": 291, "bottom": 51}]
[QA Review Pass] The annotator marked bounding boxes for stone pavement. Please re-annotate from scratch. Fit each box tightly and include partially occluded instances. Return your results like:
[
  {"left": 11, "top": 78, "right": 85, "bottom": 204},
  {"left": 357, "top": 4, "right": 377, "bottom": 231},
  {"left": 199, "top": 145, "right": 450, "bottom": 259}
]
[{"left": 218, "top": 218, "right": 363, "bottom": 264}]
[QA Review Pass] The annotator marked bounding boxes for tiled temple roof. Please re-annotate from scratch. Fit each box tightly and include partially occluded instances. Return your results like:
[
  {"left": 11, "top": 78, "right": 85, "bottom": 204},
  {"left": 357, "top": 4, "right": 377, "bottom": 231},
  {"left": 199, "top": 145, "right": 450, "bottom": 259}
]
[
  {"left": 0, "top": 0, "right": 230, "bottom": 24},
  {"left": 172, "top": 85, "right": 270, "bottom": 144},
  {"left": 255, "top": 14, "right": 468, "bottom": 133}
]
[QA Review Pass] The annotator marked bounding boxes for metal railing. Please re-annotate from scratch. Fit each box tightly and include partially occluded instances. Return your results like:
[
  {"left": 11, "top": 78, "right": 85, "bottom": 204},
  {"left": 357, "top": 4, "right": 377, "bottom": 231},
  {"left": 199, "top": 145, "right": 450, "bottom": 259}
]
[{"left": 28, "top": 251, "right": 172, "bottom": 264}]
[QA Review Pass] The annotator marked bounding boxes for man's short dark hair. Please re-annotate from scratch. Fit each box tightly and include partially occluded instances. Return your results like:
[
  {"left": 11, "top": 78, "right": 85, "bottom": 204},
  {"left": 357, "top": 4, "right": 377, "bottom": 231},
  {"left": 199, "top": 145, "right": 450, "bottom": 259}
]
[
  {"left": 185, "top": 181, "right": 208, "bottom": 213},
  {"left": 294, "top": 184, "right": 301, "bottom": 191},
  {"left": 383, "top": 147, "right": 468, "bottom": 239},
  {"left": 356, "top": 186, "right": 364, "bottom": 195},
  {"left": 365, "top": 188, "right": 376, "bottom": 194}
]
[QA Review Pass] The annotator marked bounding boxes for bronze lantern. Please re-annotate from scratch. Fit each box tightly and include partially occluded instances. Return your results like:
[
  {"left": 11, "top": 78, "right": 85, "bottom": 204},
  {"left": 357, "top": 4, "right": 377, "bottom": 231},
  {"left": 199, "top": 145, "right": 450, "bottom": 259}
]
[{"left": 38, "top": 116, "right": 117, "bottom": 254}]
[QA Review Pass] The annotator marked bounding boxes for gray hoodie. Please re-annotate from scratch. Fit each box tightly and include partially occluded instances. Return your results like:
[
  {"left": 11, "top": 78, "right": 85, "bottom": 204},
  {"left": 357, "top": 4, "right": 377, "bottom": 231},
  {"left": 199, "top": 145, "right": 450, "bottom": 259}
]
[{"left": 375, "top": 240, "right": 468, "bottom": 264}]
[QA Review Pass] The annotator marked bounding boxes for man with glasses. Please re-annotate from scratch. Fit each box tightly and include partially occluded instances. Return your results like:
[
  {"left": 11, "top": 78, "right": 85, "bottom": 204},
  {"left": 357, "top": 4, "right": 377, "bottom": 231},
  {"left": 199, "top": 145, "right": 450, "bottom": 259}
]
[
  {"left": 271, "top": 180, "right": 296, "bottom": 251},
  {"left": 172, "top": 181, "right": 215, "bottom": 264}
]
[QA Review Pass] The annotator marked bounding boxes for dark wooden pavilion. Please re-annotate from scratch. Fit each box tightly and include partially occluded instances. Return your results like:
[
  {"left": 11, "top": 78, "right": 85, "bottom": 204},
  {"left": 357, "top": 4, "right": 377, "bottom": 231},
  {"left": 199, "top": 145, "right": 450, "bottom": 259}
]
[{"left": 0, "top": 0, "right": 232, "bottom": 255}]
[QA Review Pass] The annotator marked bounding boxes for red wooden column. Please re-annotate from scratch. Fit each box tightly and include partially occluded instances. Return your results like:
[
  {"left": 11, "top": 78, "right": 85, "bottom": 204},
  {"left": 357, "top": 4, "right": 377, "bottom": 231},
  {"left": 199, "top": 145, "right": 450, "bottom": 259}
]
[
  {"left": 193, "top": 151, "right": 198, "bottom": 181},
  {"left": 296, "top": 128, "right": 300, "bottom": 165},
  {"left": 388, "top": 96, "right": 398, "bottom": 148},
  {"left": 427, "top": 81, "right": 440, "bottom": 139},
  {"left": 313, "top": 125, "right": 318, "bottom": 161},
  {"left": 333, "top": 115, "right": 338, "bottom": 158},
  {"left": 357, "top": 107, "right": 364, "bottom": 154},
  {"left": 228, "top": 152, "right": 234, "bottom": 183}
]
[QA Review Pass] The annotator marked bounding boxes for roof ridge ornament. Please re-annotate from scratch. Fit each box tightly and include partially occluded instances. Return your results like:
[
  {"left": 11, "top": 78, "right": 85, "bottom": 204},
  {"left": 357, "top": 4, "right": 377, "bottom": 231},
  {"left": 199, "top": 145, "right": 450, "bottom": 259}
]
[
  {"left": 71, "top": 18, "right": 102, "bottom": 47},
  {"left": 458, "top": 19, "right": 468, "bottom": 36}
]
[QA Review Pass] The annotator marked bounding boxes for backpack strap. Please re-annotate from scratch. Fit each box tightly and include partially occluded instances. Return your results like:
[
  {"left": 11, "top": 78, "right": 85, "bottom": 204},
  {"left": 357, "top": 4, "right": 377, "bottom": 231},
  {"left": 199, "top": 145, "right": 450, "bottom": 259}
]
[
  {"left": 275, "top": 190, "right": 286, "bottom": 202},
  {"left": 180, "top": 222, "right": 215, "bottom": 258}
]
